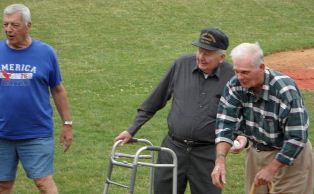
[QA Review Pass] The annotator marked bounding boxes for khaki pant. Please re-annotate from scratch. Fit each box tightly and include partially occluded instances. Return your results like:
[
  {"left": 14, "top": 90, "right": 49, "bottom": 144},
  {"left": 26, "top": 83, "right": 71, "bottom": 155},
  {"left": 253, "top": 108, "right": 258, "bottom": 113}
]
[{"left": 245, "top": 141, "right": 314, "bottom": 194}]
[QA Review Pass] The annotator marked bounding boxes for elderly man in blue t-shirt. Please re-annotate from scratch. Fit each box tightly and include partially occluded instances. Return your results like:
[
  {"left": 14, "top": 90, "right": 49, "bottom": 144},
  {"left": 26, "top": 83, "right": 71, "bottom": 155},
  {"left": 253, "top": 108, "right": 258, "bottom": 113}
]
[{"left": 0, "top": 4, "right": 73, "bottom": 194}]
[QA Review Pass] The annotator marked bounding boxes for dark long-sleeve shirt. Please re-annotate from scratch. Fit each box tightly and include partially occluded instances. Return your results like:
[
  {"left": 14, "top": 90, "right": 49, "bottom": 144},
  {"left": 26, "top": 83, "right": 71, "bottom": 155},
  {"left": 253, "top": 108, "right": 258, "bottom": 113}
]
[{"left": 127, "top": 54, "right": 234, "bottom": 142}]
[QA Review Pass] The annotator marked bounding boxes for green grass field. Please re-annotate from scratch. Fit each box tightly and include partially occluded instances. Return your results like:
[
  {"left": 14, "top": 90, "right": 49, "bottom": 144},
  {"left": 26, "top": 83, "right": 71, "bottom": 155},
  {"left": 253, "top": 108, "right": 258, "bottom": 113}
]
[{"left": 1, "top": 0, "right": 314, "bottom": 193}]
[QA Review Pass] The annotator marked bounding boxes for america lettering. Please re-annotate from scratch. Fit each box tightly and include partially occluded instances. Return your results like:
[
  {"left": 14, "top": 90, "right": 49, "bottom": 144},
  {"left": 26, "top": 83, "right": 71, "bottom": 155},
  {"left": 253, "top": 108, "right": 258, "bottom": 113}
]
[
  {"left": 1, "top": 63, "right": 37, "bottom": 73},
  {"left": 0, "top": 64, "right": 36, "bottom": 86}
]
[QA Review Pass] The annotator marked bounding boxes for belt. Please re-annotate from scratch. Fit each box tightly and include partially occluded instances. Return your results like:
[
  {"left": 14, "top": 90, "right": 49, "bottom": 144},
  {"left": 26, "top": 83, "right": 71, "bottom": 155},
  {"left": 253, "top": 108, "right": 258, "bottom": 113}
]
[
  {"left": 250, "top": 140, "right": 278, "bottom": 152},
  {"left": 168, "top": 132, "right": 213, "bottom": 147}
]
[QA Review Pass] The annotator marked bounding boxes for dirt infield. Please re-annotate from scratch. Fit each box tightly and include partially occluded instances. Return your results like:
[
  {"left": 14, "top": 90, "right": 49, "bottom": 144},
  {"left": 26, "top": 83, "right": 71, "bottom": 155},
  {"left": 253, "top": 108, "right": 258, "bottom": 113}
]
[{"left": 265, "top": 48, "right": 314, "bottom": 92}]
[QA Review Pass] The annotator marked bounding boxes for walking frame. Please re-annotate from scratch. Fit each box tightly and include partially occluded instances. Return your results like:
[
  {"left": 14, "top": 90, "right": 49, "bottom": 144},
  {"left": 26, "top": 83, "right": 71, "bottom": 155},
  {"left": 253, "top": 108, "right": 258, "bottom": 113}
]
[{"left": 103, "top": 138, "right": 178, "bottom": 194}]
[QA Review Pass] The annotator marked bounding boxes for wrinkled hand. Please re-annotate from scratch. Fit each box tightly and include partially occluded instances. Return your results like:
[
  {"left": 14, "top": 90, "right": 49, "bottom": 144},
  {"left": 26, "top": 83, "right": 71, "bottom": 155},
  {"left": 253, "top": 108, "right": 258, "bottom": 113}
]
[
  {"left": 230, "top": 135, "right": 247, "bottom": 154},
  {"left": 114, "top": 130, "right": 132, "bottom": 145},
  {"left": 211, "top": 157, "right": 227, "bottom": 189},
  {"left": 254, "top": 165, "right": 276, "bottom": 187},
  {"left": 60, "top": 125, "right": 73, "bottom": 152}
]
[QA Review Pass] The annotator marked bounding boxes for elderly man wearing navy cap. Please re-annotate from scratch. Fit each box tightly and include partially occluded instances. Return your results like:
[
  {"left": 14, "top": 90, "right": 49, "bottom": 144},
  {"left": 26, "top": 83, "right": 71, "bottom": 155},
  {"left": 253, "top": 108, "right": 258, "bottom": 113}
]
[{"left": 115, "top": 28, "right": 234, "bottom": 194}]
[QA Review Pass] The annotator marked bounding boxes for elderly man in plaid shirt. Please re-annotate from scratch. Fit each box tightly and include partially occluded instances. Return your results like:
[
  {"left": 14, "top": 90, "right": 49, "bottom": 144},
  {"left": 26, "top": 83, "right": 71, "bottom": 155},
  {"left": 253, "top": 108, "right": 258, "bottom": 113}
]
[{"left": 211, "top": 42, "right": 314, "bottom": 194}]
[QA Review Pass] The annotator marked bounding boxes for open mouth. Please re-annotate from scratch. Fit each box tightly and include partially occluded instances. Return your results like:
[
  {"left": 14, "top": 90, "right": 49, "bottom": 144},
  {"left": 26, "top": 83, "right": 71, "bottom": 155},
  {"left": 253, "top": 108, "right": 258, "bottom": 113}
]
[{"left": 7, "top": 35, "right": 15, "bottom": 39}]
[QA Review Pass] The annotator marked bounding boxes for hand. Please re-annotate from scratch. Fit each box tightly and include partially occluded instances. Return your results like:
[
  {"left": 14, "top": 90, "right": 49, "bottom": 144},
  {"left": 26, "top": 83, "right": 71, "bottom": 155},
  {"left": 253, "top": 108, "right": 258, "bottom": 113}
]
[
  {"left": 254, "top": 162, "right": 279, "bottom": 187},
  {"left": 211, "top": 156, "right": 227, "bottom": 189},
  {"left": 114, "top": 130, "right": 132, "bottom": 145},
  {"left": 60, "top": 125, "right": 73, "bottom": 152},
  {"left": 254, "top": 168, "right": 275, "bottom": 186},
  {"left": 230, "top": 135, "right": 247, "bottom": 154}
]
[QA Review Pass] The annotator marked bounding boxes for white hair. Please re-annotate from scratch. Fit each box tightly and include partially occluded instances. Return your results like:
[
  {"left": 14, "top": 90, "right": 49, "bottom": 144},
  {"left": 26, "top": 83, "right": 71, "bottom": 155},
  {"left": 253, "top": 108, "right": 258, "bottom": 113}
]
[
  {"left": 230, "top": 42, "right": 264, "bottom": 67},
  {"left": 4, "top": 4, "right": 31, "bottom": 24}
]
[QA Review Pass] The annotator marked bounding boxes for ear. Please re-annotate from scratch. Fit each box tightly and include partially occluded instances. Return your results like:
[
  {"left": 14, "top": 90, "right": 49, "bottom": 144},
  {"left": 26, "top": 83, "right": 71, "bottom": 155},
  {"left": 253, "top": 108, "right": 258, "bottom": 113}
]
[
  {"left": 25, "top": 22, "right": 32, "bottom": 33},
  {"left": 219, "top": 54, "right": 225, "bottom": 63},
  {"left": 259, "top": 63, "right": 265, "bottom": 70},
  {"left": 27, "top": 22, "right": 32, "bottom": 28}
]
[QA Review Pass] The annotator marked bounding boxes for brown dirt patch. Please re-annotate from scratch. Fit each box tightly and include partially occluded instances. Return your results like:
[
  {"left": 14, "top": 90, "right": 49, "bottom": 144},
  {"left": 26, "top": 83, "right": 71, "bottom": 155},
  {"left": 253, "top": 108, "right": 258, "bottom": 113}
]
[{"left": 265, "top": 48, "right": 314, "bottom": 92}]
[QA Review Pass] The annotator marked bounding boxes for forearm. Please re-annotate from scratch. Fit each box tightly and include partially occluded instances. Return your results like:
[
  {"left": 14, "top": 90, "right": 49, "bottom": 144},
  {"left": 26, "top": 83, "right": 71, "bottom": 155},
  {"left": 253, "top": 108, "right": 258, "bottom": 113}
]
[
  {"left": 51, "top": 84, "right": 72, "bottom": 122},
  {"left": 266, "top": 159, "right": 286, "bottom": 173},
  {"left": 211, "top": 142, "right": 232, "bottom": 188},
  {"left": 216, "top": 141, "right": 232, "bottom": 159},
  {"left": 278, "top": 98, "right": 309, "bottom": 165},
  {"left": 275, "top": 141, "right": 305, "bottom": 165},
  {"left": 127, "top": 66, "right": 174, "bottom": 135},
  {"left": 254, "top": 157, "right": 287, "bottom": 186},
  {"left": 127, "top": 109, "right": 154, "bottom": 135},
  {"left": 277, "top": 126, "right": 307, "bottom": 165}
]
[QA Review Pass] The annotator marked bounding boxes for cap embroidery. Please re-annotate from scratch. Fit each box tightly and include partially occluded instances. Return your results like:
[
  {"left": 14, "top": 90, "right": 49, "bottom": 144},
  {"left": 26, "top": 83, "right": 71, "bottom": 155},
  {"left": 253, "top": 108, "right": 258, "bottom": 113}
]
[{"left": 200, "top": 32, "right": 216, "bottom": 44}]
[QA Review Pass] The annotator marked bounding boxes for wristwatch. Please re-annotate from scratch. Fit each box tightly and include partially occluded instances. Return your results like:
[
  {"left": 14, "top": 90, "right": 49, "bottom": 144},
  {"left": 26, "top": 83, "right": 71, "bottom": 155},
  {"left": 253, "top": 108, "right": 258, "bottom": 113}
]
[{"left": 63, "top": 120, "right": 73, "bottom": 125}]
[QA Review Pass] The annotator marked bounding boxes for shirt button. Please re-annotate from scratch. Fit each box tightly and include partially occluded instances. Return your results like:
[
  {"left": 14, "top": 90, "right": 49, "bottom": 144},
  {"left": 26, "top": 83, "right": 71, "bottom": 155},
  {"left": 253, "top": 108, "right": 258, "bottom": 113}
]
[
  {"left": 201, "top": 92, "right": 206, "bottom": 95},
  {"left": 199, "top": 105, "right": 203, "bottom": 108}
]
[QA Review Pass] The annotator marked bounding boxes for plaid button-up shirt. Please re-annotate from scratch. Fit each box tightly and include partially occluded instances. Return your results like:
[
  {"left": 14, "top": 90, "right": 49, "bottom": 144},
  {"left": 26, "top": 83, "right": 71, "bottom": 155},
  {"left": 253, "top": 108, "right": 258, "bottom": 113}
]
[{"left": 215, "top": 68, "right": 309, "bottom": 165}]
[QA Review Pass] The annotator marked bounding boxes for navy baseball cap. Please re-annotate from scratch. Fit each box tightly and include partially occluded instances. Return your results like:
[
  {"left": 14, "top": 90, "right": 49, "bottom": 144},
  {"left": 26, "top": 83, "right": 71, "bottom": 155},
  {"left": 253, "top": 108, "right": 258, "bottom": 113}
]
[{"left": 192, "top": 28, "right": 229, "bottom": 51}]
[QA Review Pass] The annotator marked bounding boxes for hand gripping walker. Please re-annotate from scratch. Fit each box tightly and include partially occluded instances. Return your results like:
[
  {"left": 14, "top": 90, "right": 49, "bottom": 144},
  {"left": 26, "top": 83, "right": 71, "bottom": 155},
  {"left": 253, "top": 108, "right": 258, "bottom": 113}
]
[{"left": 103, "top": 138, "right": 178, "bottom": 194}]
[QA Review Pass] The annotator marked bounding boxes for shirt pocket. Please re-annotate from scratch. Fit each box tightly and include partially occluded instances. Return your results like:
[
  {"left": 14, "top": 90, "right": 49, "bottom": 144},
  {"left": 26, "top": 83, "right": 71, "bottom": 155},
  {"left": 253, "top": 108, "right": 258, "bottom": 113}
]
[{"left": 263, "top": 116, "right": 279, "bottom": 143}]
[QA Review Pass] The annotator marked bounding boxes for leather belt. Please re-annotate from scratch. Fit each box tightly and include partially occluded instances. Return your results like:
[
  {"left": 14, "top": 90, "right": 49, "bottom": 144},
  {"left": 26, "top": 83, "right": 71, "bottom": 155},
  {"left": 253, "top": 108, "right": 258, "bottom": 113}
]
[
  {"left": 251, "top": 140, "right": 277, "bottom": 152},
  {"left": 168, "top": 132, "right": 213, "bottom": 147}
]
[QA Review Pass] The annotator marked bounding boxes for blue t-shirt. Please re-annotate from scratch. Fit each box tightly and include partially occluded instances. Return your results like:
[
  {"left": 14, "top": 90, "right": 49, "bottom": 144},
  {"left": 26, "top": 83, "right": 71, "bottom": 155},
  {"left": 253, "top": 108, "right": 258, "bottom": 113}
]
[{"left": 0, "top": 38, "right": 62, "bottom": 140}]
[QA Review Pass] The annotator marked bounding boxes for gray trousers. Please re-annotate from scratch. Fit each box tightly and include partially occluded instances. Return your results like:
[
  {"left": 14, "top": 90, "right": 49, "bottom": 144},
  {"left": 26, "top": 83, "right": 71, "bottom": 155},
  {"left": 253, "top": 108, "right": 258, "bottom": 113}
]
[{"left": 154, "top": 135, "right": 221, "bottom": 194}]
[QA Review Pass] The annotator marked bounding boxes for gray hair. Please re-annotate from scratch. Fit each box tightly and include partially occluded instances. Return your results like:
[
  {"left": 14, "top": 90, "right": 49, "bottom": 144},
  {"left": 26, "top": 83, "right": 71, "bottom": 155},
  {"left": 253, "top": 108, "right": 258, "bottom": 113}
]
[
  {"left": 217, "top": 49, "right": 227, "bottom": 55},
  {"left": 230, "top": 42, "right": 264, "bottom": 67},
  {"left": 4, "top": 4, "right": 31, "bottom": 24}
]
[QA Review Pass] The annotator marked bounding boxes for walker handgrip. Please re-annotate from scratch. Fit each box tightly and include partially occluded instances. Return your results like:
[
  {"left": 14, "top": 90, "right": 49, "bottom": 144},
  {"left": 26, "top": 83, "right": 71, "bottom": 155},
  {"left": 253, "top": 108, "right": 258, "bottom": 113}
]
[
  {"left": 128, "top": 138, "right": 139, "bottom": 143},
  {"left": 146, "top": 146, "right": 162, "bottom": 151}
]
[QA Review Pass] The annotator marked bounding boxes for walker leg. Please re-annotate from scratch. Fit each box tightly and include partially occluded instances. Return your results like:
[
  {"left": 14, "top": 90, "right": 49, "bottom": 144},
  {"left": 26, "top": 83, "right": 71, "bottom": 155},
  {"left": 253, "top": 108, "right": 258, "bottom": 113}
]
[
  {"left": 103, "top": 160, "right": 114, "bottom": 194},
  {"left": 128, "top": 164, "right": 138, "bottom": 194},
  {"left": 149, "top": 166, "right": 155, "bottom": 194}
]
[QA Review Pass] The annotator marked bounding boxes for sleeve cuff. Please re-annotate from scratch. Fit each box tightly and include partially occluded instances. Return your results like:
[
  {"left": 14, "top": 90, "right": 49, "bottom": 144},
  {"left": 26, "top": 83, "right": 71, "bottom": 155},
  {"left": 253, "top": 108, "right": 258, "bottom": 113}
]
[
  {"left": 215, "top": 137, "right": 234, "bottom": 145},
  {"left": 275, "top": 152, "right": 294, "bottom": 166},
  {"left": 126, "top": 125, "right": 139, "bottom": 136}
]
